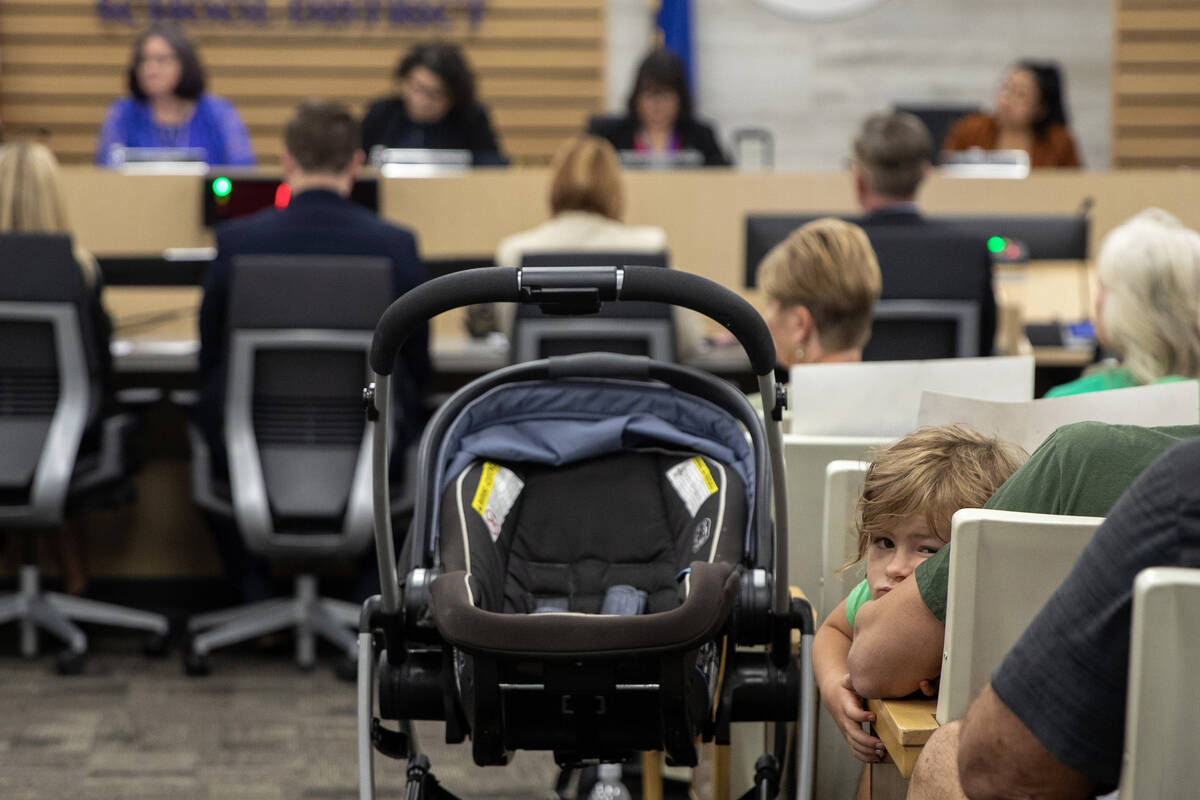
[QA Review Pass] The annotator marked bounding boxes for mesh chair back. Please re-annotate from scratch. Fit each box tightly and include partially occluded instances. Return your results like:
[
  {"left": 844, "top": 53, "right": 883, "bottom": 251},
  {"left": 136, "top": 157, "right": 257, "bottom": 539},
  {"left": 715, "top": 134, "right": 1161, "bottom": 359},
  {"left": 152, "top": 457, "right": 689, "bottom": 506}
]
[
  {"left": 0, "top": 234, "right": 93, "bottom": 523},
  {"left": 226, "top": 255, "right": 391, "bottom": 556}
]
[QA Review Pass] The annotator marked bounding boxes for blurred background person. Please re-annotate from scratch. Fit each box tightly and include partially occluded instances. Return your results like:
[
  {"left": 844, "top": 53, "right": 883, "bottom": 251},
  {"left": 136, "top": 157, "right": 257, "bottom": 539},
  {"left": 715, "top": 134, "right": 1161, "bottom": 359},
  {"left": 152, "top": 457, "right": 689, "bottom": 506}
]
[
  {"left": 361, "top": 41, "right": 506, "bottom": 165},
  {"left": 590, "top": 48, "right": 729, "bottom": 167},
  {"left": 0, "top": 140, "right": 115, "bottom": 595},
  {"left": 95, "top": 24, "right": 254, "bottom": 167},
  {"left": 491, "top": 134, "right": 701, "bottom": 357},
  {"left": 1047, "top": 209, "right": 1200, "bottom": 398},
  {"left": 943, "top": 60, "right": 1082, "bottom": 168},
  {"left": 758, "top": 217, "right": 882, "bottom": 374}
]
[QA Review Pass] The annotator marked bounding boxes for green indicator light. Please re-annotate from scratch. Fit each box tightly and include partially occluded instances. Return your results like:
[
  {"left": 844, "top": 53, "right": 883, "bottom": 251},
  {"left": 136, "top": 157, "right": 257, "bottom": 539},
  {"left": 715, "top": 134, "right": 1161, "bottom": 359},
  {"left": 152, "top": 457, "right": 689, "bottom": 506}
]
[
  {"left": 987, "top": 236, "right": 1006, "bottom": 254},
  {"left": 212, "top": 177, "right": 232, "bottom": 198}
]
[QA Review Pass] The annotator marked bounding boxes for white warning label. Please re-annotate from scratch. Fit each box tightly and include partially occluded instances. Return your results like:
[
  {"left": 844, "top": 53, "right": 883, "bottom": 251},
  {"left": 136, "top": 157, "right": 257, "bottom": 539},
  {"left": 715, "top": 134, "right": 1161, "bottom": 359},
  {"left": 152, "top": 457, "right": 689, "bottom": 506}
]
[
  {"left": 667, "top": 457, "right": 718, "bottom": 517},
  {"left": 471, "top": 462, "right": 524, "bottom": 542}
]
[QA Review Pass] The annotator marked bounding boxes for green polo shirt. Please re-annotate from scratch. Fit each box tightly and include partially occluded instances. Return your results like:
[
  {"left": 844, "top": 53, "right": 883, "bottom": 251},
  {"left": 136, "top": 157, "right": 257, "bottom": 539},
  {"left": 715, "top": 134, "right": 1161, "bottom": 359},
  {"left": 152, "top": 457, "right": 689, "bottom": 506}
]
[{"left": 1044, "top": 367, "right": 1187, "bottom": 399}]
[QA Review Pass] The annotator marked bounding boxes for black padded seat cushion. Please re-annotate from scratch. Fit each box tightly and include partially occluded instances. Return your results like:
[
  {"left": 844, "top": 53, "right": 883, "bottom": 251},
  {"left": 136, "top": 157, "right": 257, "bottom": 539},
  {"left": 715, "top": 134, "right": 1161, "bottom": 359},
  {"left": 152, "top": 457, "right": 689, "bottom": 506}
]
[
  {"left": 440, "top": 450, "right": 745, "bottom": 613},
  {"left": 432, "top": 450, "right": 745, "bottom": 655}
]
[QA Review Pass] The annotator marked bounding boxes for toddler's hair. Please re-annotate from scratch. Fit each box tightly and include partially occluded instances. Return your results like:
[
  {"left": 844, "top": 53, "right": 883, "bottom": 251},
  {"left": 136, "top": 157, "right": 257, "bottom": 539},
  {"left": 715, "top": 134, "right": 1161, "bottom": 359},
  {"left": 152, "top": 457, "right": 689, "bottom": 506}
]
[{"left": 849, "top": 425, "right": 1026, "bottom": 565}]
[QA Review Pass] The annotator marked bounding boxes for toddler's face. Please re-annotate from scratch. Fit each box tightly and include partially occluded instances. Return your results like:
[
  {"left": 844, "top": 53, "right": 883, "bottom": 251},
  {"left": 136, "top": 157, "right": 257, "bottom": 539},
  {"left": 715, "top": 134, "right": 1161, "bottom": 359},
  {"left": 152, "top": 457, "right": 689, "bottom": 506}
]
[{"left": 865, "top": 514, "right": 945, "bottom": 600}]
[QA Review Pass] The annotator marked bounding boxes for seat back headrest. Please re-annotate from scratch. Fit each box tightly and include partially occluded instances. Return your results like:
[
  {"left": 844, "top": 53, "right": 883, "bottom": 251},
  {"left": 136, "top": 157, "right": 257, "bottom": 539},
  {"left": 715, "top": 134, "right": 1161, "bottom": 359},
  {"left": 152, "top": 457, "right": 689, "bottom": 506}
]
[
  {"left": 0, "top": 234, "right": 85, "bottom": 303},
  {"left": 229, "top": 254, "right": 393, "bottom": 331}
]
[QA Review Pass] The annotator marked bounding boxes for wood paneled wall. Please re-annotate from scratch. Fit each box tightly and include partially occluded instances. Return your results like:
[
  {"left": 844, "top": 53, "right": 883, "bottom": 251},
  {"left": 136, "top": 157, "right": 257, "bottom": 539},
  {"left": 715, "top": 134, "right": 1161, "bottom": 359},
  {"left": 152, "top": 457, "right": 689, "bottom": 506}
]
[
  {"left": 0, "top": 0, "right": 605, "bottom": 165},
  {"left": 1113, "top": 0, "right": 1200, "bottom": 167}
]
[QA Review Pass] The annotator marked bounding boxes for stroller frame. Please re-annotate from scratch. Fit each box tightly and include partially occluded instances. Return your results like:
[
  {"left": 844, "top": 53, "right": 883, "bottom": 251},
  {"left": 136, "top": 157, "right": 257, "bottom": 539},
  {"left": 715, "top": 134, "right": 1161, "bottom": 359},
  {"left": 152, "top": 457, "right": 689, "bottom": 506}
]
[{"left": 357, "top": 266, "right": 815, "bottom": 800}]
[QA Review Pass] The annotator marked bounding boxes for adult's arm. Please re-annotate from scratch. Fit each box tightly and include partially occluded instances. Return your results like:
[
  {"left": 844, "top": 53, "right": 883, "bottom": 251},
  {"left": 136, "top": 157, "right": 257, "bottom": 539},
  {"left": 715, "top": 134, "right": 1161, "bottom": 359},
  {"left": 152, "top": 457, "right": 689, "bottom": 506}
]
[
  {"left": 958, "top": 684, "right": 1094, "bottom": 800},
  {"left": 693, "top": 122, "right": 731, "bottom": 167},
  {"left": 847, "top": 575, "right": 944, "bottom": 698}
]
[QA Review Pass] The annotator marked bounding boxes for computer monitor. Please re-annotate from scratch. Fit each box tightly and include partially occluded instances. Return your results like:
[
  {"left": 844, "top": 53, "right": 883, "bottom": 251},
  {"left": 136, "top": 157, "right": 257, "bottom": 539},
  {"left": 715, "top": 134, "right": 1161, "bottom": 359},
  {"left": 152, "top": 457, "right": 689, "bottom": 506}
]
[
  {"left": 744, "top": 211, "right": 1089, "bottom": 286},
  {"left": 513, "top": 251, "right": 674, "bottom": 361},
  {"left": 203, "top": 175, "right": 379, "bottom": 226},
  {"left": 369, "top": 147, "right": 473, "bottom": 176},
  {"left": 617, "top": 149, "right": 705, "bottom": 170},
  {"left": 893, "top": 104, "right": 981, "bottom": 163},
  {"left": 864, "top": 299, "right": 980, "bottom": 361},
  {"left": 107, "top": 146, "right": 209, "bottom": 174}
]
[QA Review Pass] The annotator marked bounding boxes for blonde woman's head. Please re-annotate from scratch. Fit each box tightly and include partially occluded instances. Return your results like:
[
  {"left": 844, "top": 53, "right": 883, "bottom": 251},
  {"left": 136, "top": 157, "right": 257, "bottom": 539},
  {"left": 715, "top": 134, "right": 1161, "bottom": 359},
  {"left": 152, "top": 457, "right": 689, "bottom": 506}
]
[
  {"left": 0, "top": 141, "right": 73, "bottom": 235},
  {"left": 548, "top": 135, "right": 624, "bottom": 221},
  {"left": 1094, "top": 209, "right": 1200, "bottom": 384},
  {"left": 0, "top": 141, "right": 96, "bottom": 284},
  {"left": 758, "top": 217, "right": 882, "bottom": 368}
]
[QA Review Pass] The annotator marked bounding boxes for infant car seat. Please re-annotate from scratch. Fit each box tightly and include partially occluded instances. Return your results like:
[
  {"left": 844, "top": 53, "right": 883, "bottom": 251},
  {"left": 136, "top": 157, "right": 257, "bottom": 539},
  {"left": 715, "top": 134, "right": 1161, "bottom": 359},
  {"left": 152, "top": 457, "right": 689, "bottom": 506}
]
[{"left": 357, "top": 267, "right": 815, "bottom": 800}]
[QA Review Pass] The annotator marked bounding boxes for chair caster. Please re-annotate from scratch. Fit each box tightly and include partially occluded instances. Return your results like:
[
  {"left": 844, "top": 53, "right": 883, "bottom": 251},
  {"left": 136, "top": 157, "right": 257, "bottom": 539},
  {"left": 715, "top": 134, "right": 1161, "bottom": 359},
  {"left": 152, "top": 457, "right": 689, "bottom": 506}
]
[
  {"left": 334, "top": 653, "right": 358, "bottom": 683},
  {"left": 182, "top": 648, "right": 211, "bottom": 677},
  {"left": 143, "top": 632, "right": 169, "bottom": 658},
  {"left": 55, "top": 649, "right": 86, "bottom": 675}
]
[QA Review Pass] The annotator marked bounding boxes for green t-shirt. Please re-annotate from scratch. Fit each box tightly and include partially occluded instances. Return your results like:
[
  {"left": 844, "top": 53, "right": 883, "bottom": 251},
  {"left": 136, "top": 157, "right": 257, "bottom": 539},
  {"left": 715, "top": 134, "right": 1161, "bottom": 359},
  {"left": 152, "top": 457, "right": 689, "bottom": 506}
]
[
  {"left": 914, "top": 421, "right": 1200, "bottom": 622},
  {"left": 845, "top": 578, "right": 872, "bottom": 628},
  {"left": 1044, "top": 367, "right": 1187, "bottom": 399}
]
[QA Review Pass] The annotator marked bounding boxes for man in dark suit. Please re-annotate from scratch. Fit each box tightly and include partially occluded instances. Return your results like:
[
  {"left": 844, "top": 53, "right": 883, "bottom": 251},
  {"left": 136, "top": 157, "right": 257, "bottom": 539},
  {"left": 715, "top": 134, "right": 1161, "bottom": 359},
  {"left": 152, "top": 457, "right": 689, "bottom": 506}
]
[
  {"left": 198, "top": 100, "right": 429, "bottom": 602},
  {"left": 850, "top": 111, "right": 997, "bottom": 356}
]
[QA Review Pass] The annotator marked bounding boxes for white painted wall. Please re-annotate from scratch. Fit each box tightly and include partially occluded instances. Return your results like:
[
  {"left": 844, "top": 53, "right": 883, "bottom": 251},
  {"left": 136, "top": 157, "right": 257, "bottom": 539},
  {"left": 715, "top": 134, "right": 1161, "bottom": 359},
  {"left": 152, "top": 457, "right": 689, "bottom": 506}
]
[{"left": 606, "top": 0, "right": 1111, "bottom": 169}]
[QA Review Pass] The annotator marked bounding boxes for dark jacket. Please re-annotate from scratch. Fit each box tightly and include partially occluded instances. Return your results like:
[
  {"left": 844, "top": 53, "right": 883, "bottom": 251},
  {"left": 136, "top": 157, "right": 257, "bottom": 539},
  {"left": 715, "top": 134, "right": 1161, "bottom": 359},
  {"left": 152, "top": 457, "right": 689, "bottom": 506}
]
[
  {"left": 855, "top": 206, "right": 997, "bottom": 357},
  {"left": 197, "top": 189, "right": 431, "bottom": 462},
  {"left": 361, "top": 97, "right": 506, "bottom": 165},
  {"left": 588, "top": 115, "right": 730, "bottom": 167}
]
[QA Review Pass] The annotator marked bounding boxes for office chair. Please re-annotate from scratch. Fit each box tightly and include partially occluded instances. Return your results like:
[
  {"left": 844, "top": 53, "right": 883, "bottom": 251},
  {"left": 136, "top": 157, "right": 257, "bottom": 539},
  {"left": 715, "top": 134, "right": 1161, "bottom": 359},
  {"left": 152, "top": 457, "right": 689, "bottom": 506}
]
[
  {"left": 864, "top": 299, "right": 981, "bottom": 360},
  {"left": 512, "top": 252, "right": 674, "bottom": 363},
  {"left": 0, "top": 234, "right": 169, "bottom": 674},
  {"left": 182, "top": 255, "right": 396, "bottom": 675}
]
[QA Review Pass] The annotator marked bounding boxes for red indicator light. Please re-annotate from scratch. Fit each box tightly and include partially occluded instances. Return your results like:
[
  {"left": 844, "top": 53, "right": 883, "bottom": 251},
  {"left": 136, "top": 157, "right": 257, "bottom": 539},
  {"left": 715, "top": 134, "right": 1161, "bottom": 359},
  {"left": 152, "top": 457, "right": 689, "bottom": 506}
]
[{"left": 274, "top": 183, "right": 292, "bottom": 209}]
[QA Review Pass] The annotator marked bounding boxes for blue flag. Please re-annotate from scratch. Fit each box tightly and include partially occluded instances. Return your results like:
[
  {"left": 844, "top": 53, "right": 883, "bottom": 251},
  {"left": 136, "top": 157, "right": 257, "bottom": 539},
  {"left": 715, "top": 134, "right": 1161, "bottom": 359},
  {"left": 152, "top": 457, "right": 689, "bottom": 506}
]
[{"left": 656, "top": 0, "right": 694, "bottom": 89}]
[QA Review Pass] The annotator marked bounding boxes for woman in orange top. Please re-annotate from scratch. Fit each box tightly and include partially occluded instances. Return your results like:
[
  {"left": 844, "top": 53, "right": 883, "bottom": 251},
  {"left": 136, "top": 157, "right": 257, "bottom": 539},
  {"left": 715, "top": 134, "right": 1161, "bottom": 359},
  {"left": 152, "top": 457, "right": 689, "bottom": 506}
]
[{"left": 944, "top": 60, "right": 1082, "bottom": 168}]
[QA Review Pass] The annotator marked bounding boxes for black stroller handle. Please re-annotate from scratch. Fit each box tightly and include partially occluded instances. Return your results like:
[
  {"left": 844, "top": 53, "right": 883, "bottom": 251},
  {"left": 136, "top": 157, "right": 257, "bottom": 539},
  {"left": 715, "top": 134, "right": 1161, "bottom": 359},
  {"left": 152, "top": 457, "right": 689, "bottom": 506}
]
[{"left": 369, "top": 266, "right": 778, "bottom": 375}]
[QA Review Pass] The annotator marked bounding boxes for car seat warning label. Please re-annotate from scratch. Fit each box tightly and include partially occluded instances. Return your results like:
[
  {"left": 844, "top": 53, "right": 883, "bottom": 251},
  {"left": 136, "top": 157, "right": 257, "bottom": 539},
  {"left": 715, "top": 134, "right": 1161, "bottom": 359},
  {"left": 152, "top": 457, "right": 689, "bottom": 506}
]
[
  {"left": 471, "top": 462, "right": 524, "bottom": 542},
  {"left": 667, "top": 457, "right": 718, "bottom": 517}
]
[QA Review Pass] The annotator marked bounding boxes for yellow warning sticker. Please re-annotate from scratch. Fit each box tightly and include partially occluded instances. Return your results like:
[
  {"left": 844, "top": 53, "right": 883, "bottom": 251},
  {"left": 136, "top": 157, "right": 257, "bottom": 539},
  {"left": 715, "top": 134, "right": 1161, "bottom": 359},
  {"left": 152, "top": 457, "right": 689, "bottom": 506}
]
[
  {"left": 692, "top": 456, "right": 718, "bottom": 494},
  {"left": 471, "top": 462, "right": 498, "bottom": 516},
  {"left": 667, "top": 457, "right": 719, "bottom": 517},
  {"left": 470, "top": 462, "right": 525, "bottom": 541}
]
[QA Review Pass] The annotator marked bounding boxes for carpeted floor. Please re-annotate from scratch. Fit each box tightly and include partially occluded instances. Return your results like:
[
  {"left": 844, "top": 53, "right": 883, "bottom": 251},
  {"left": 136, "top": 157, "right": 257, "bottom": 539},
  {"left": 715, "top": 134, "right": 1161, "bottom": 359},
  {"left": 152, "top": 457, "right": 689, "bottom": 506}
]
[{"left": 0, "top": 632, "right": 560, "bottom": 800}]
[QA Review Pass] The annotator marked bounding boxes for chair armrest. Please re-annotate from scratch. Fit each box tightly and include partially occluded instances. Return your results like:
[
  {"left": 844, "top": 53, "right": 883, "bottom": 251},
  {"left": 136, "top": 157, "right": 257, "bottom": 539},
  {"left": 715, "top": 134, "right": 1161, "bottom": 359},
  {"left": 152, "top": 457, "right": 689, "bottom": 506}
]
[
  {"left": 867, "top": 697, "right": 938, "bottom": 779},
  {"left": 68, "top": 413, "right": 136, "bottom": 496},
  {"left": 185, "top": 422, "right": 233, "bottom": 517}
]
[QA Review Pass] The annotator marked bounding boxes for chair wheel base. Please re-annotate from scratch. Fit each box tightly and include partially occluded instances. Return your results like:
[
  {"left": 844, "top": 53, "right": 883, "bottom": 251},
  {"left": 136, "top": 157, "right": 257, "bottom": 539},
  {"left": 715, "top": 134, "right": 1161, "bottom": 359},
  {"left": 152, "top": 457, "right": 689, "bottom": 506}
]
[
  {"left": 143, "top": 633, "right": 169, "bottom": 658},
  {"left": 55, "top": 649, "right": 86, "bottom": 675},
  {"left": 182, "top": 649, "right": 210, "bottom": 676}
]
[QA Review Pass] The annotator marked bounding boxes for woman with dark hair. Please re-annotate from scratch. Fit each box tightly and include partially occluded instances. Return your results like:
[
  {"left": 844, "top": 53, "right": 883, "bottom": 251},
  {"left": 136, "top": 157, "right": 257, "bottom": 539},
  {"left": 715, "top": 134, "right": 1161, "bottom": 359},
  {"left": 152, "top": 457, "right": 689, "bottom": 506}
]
[
  {"left": 943, "top": 60, "right": 1082, "bottom": 168},
  {"left": 361, "top": 41, "right": 505, "bottom": 165},
  {"left": 590, "top": 48, "right": 729, "bottom": 167},
  {"left": 95, "top": 24, "right": 254, "bottom": 167}
]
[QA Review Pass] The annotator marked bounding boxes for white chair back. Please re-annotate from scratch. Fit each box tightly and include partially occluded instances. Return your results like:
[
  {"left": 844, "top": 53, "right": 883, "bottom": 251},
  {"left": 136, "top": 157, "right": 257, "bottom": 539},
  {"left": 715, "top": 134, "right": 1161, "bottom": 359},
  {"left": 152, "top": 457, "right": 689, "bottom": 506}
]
[
  {"left": 938, "top": 509, "right": 1104, "bottom": 723},
  {"left": 821, "top": 460, "right": 870, "bottom": 618},
  {"left": 784, "top": 435, "right": 889, "bottom": 614},
  {"left": 789, "top": 355, "right": 1034, "bottom": 437},
  {"left": 1118, "top": 567, "right": 1200, "bottom": 799},
  {"left": 917, "top": 382, "right": 1200, "bottom": 454},
  {"left": 813, "top": 460, "right": 871, "bottom": 800}
]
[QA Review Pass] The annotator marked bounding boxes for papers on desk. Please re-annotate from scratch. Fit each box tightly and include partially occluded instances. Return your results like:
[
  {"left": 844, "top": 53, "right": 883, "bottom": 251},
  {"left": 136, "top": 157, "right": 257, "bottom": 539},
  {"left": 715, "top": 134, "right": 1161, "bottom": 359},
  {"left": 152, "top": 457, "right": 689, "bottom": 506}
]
[
  {"left": 917, "top": 381, "right": 1200, "bottom": 453},
  {"left": 788, "top": 356, "right": 1034, "bottom": 437}
]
